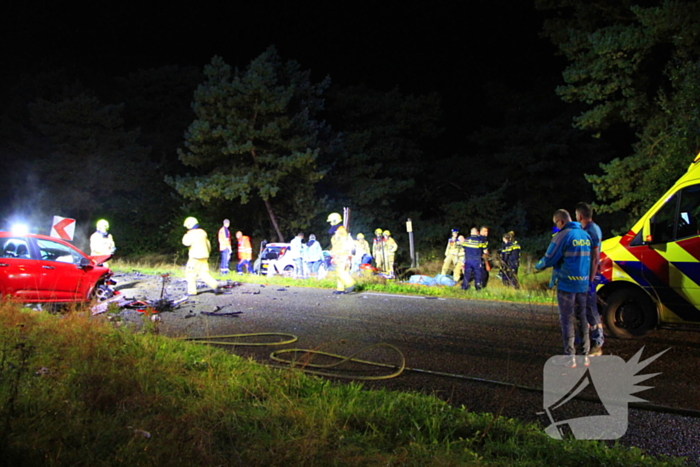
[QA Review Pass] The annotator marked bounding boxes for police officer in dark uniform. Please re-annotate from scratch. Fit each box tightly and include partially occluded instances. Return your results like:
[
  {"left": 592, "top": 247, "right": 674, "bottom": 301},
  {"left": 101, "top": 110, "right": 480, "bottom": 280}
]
[
  {"left": 479, "top": 226, "right": 491, "bottom": 287},
  {"left": 499, "top": 231, "right": 521, "bottom": 288},
  {"left": 462, "top": 227, "right": 484, "bottom": 290}
]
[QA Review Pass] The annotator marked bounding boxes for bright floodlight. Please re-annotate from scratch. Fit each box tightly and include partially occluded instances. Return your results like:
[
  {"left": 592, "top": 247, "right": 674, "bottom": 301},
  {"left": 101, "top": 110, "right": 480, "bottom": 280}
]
[{"left": 10, "top": 223, "right": 29, "bottom": 235}]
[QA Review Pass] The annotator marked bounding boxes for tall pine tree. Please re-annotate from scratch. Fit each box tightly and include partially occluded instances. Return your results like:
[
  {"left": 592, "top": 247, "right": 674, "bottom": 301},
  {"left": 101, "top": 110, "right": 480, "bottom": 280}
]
[{"left": 170, "top": 47, "right": 330, "bottom": 241}]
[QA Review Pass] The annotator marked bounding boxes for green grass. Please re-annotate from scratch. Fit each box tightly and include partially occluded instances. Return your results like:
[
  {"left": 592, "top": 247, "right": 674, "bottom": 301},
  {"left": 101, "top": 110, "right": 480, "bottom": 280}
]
[{"left": 0, "top": 302, "right": 685, "bottom": 466}]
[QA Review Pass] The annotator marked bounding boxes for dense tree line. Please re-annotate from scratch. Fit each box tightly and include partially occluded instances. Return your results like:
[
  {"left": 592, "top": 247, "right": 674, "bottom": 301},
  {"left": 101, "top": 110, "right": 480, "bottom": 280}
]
[
  {"left": 1, "top": 1, "right": 699, "bottom": 265},
  {"left": 537, "top": 0, "right": 700, "bottom": 229}
]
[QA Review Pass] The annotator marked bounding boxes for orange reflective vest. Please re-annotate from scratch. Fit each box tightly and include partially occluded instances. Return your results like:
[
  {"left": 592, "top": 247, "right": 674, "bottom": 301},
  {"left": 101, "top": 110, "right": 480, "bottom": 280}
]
[{"left": 237, "top": 235, "right": 252, "bottom": 260}]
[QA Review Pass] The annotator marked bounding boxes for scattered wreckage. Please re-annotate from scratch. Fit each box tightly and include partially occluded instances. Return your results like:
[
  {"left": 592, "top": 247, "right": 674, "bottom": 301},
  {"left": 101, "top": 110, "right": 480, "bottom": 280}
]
[{"left": 91, "top": 273, "right": 241, "bottom": 318}]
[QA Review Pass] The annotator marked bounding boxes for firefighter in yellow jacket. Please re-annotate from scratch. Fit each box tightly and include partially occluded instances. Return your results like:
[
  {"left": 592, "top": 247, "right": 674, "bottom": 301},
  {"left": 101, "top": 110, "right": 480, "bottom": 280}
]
[
  {"left": 90, "top": 219, "right": 116, "bottom": 267},
  {"left": 182, "top": 217, "right": 221, "bottom": 296},
  {"left": 352, "top": 232, "right": 370, "bottom": 274},
  {"left": 372, "top": 228, "right": 385, "bottom": 273},
  {"left": 441, "top": 228, "right": 462, "bottom": 279},
  {"left": 383, "top": 230, "right": 398, "bottom": 278},
  {"left": 327, "top": 212, "right": 356, "bottom": 294}
]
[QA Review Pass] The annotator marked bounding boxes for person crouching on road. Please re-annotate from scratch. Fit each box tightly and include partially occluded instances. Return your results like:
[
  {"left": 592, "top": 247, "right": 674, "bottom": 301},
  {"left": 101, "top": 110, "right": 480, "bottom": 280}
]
[
  {"left": 535, "top": 209, "right": 591, "bottom": 366},
  {"left": 182, "top": 217, "right": 221, "bottom": 296},
  {"left": 328, "top": 212, "right": 356, "bottom": 294}
]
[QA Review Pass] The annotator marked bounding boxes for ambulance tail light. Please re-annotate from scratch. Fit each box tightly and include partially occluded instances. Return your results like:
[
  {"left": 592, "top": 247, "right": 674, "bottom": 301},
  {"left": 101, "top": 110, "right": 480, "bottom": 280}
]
[{"left": 598, "top": 250, "right": 613, "bottom": 283}]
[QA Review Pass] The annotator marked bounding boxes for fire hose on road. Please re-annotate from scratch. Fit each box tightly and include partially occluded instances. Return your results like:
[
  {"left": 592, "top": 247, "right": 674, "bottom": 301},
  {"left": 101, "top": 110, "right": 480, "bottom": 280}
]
[{"left": 184, "top": 333, "right": 700, "bottom": 418}]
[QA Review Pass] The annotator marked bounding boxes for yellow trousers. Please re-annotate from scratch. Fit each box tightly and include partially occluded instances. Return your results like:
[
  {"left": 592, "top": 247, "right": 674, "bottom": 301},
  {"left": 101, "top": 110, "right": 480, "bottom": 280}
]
[
  {"left": 441, "top": 255, "right": 462, "bottom": 277},
  {"left": 335, "top": 259, "right": 356, "bottom": 291},
  {"left": 185, "top": 258, "right": 219, "bottom": 295},
  {"left": 384, "top": 254, "right": 395, "bottom": 276}
]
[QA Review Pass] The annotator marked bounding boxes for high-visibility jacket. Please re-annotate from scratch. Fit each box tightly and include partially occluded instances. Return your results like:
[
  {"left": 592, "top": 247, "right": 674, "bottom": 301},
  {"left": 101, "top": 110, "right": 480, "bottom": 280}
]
[
  {"left": 90, "top": 231, "right": 115, "bottom": 256},
  {"left": 462, "top": 235, "right": 484, "bottom": 261},
  {"left": 331, "top": 226, "right": 354, "bottom": 261},
  {"left": 237, "top": 235, "right": 252, "bottom": 260},
  {"left": 501, "top": 240, "right": 521, "bottom": 270},
  {"left": 218, "top": 226, "right": 231, "bottom": 251},
  {"left": 535, "top": 221, "right": 591, "bottom": 293},
  {"left": 183, "top": 228, "right": 212, "bottom": 259},
  {"left": 445, "top": 237, "right": 461, "bottom": 257},
  {"left": 354, "top": 238, "right": 370, "bottom": 257},
  {"left": 372, "top": 237, "right": 384, "bottom": 260},
  {"left": 384, "top": 237, "right": 398, "bottom": 256}
]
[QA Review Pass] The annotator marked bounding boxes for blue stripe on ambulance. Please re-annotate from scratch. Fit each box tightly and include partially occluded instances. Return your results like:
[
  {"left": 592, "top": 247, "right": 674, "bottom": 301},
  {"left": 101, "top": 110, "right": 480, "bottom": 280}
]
[{"left": 670, "top": 261, "right": 700, "bottom": 287}]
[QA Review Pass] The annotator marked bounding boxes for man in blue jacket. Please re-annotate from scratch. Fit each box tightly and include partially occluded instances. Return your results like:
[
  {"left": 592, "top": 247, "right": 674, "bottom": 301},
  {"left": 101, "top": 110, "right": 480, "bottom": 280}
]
[{"left": 535, "top": 209, "right": 592, "bottom": 366}]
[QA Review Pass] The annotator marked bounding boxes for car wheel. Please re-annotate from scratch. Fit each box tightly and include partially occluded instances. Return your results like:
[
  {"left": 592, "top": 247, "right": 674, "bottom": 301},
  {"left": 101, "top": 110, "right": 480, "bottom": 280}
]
[
  {"left": 94, "top": 283, "right": 114, "bottom": 301},
  {"left": 282, "top": 265, "right": 295, "bottom": 277},
  {"left": 603, "top": 288, "right": 657, "bottom": 338}
]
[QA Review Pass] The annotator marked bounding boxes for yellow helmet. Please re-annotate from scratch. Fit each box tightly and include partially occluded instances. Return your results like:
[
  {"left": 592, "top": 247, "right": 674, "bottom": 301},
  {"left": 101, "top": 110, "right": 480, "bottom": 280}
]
[
  {"left": 326, "top": 212, "right": 342, "bottom": 225},
  {"left": 356, "top": 233, "right": 364, "bottom": 239},
  {"left": 183, "top": 217, "right": 199, "bottom": 229},
  {"left": 374, "top": 228, "right": 383, "bottom": 236},
  {"left": 383, "top": 230, "right": 391, "bottom": 236},
  {"left": 96, "top": 219, "right": 109, "bottom": 231}
]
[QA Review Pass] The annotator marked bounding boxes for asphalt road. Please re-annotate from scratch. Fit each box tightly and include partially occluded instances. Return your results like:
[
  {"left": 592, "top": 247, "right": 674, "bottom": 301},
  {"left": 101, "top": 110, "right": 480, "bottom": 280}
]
[{"left": 113, "top": 274, "right": 700, "bottom": 464}]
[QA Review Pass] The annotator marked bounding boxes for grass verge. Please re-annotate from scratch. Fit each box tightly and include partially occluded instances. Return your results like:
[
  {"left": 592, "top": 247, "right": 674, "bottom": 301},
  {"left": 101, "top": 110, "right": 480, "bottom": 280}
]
[{"left": 0, "top": 302, "right": 686, "bottom": 466}]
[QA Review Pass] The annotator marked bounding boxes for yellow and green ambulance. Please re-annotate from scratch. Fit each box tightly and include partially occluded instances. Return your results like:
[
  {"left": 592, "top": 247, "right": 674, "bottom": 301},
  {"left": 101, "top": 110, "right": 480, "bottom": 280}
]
[{"left": 599, "top": 153, "right": 700, "bottom": 338}]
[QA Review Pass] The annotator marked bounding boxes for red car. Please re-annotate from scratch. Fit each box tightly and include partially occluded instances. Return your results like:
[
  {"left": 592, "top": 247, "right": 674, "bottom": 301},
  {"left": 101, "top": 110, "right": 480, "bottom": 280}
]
[{"left": 0, "top": 231, "right": 114, "bottom": 303}]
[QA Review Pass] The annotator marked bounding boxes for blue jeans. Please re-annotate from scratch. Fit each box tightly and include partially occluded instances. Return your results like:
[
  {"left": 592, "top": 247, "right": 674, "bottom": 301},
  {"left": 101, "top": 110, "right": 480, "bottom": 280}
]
[
  {"left": 237, "top": 259, "right": 251, "bottom": 274},
  {"left": 351, "top": 256, "right": 361, "bottom": 274},
  {"left": 557, "top": 289, "right": 589, "bottom": 356},
  {"left": 293, "top": 258, "right": 305, "bottom": 278},
  {"left": 307, "top": 260, "right": 321, "bottom": 275},
  {"left": 220, "top": 249, "right": 231, "bottom": 274},
  {"left": 585, "top": 288, "right": 604, "bottom": 347},
  {"left": 574, "top": 287, "right": 605, "bottom": 349}
]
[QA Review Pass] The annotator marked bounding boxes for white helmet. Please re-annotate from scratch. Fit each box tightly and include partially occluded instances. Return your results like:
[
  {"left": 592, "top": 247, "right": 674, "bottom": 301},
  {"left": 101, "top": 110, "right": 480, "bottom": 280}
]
[{"left": 183, "top": 217, "right": 199, "bottom": 229}]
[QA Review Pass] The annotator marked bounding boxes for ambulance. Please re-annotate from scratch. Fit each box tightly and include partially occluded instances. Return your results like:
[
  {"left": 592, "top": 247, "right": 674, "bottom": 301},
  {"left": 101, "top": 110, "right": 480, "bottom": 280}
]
[{"left": 598, "top": 153, "right": 700, "bottom": 338}]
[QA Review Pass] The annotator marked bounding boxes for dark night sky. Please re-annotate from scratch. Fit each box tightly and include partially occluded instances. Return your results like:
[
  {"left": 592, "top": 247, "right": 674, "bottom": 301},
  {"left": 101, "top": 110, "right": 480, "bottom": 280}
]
[{"left": 2, "top": 1, "right": 560, "bottom": 146}]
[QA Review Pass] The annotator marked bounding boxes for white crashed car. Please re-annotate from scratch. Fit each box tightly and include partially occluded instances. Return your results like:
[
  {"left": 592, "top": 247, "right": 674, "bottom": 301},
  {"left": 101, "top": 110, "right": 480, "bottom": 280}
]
[{"left": 253, "top": 242, "right": 329, "bottom": 278}]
